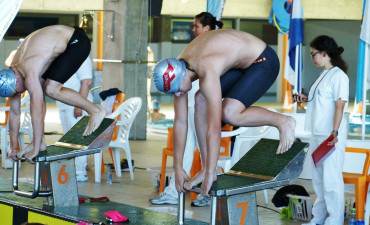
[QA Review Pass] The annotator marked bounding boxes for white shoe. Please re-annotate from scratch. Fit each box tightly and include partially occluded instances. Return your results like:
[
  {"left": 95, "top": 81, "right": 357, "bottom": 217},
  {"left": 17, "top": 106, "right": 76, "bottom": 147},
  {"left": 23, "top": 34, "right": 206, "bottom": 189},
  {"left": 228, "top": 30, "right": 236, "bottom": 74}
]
[
  {"left": 149, "top": 193, "right": 178, "bottom": 205},
  {"left": 76, "top": 174, "right": 88, "bottom": 182},
  {"left": 191, "top": 194, "right": 211, "bottom": 207},
  {"left": 301, "top": 222, "right": 318, "bottom": 225}
]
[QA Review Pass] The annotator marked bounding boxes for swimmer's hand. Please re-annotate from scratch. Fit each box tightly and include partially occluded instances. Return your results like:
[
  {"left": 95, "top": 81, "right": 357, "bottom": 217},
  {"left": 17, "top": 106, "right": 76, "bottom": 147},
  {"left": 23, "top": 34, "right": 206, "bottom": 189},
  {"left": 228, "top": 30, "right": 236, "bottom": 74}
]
[{"left": 175, "top": 168, "right": 190, "bottom": 193}]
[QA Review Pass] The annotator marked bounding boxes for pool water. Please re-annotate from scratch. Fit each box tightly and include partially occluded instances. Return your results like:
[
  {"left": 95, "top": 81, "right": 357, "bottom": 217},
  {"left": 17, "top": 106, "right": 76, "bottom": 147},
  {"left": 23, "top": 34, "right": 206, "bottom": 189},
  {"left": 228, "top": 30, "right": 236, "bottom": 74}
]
[{"left": 348, "top": 114, "right": 370, "bottom": 137}]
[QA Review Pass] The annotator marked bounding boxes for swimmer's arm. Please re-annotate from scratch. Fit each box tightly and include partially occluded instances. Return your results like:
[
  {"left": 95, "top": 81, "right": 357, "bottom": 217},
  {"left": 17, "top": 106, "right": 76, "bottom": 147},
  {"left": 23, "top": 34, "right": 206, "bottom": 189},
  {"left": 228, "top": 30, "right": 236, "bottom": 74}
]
[
  {"left": 200, "top": 75, "right": 222, "bottom": 173},
  {"left": 173, "top": 93, "right": 189, "bottom": 171},
  {"left": 74, "top": 78, "right": 92, "bottom": 118},
  {"left": 9, "top": 94, "right": 22, "bottom": 151},
  {"left": 24, "top": 75, "right": 45, "bottom": 153},
  {"left": 173, "top": 93, "right": 190, "bottom": 192}
]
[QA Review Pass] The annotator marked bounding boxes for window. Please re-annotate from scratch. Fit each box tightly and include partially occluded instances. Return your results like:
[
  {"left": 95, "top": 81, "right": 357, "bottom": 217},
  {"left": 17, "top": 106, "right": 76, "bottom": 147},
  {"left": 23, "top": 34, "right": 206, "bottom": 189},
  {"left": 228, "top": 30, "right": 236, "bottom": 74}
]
[
  {"left": 171, "top": 18, "right": 194, "bottom": 42},
  {"left": 5, "top": 13, "right": 79, "bottom": 40},
  {"left": 239, "top": 19, "right": 277, "bottom": 45},
  {"left": 222, "top": 19, "right": 234, "bottom": 29}
]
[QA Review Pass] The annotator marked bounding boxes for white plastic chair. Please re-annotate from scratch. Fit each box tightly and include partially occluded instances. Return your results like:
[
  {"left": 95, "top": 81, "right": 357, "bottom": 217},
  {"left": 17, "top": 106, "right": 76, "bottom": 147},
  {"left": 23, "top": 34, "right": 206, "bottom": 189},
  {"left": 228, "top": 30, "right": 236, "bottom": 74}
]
[
  {"left": 217, "top": 126, "right": 275, "bottom": 172},
  {"left": 94, "top": 97, "right": 142, "bottom": 183},
  {"left": 0, "top": 98, "right": 11, "bottom": 168},
  {"left": 18, "top": 93, "right": 33, "bottom": 151},
  {"left": 217, "top": 125, "right": 275, "bottom": 205}
]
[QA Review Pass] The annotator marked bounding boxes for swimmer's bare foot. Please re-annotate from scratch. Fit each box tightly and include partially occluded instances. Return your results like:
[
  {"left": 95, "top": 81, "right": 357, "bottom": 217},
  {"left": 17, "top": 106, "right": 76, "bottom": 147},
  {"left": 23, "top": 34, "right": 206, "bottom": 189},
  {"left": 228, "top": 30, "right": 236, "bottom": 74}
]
[
  {"left": 184, "top": 170, "right": 205, "bottom": 190},
  {"left": 200, "top": 172, "right": 217, "bottom": 197},
  {"left": 17, "top": 141, "right": 47, "bottom": 159},
  {"left": 25, "top": 151, "right": 39, "bottom": 164},
  {"left": 276, "top": 116, "right": 296, "bottom": 154},
  {"left": 83, "top": 106, "right": 106, "bottom": 136},
  {"left": 184, "top": 169, "right": 217, "bottom": 191}
]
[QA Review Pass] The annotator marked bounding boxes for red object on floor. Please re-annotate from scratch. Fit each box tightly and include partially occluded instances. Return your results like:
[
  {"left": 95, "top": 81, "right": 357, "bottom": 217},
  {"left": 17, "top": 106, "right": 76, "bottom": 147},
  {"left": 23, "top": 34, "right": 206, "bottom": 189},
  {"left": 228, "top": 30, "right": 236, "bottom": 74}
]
[{"left": 79, "top": 196, "right": 110, "bottom": 204}]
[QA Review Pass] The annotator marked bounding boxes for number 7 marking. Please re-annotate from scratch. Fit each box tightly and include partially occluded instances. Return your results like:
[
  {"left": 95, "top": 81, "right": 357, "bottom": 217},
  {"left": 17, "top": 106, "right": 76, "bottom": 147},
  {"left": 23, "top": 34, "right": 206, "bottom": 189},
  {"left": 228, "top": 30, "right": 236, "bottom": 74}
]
[{"left": 237, "top": 202, "right": 249, "bottom": 225}]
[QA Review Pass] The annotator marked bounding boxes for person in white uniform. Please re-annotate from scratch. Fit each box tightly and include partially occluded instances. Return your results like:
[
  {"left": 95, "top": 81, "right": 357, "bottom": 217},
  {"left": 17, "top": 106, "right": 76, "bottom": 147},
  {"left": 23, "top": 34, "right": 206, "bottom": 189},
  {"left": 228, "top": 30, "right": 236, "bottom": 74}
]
[
  {"left": 293, "top": 35, "right": 349, "bottom": 225},
  {"left": 149, "top": 12, "right": 223, "bottom": 206},
  {"left": 56, "top": 56, "right": 94, "bottom": 182}
]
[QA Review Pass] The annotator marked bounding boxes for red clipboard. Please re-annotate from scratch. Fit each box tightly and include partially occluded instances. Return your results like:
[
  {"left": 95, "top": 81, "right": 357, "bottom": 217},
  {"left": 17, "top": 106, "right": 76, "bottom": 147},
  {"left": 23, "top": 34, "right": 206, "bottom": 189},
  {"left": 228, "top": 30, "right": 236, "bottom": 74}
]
[{"left": 311, "top": 134, "right": 335, "bottom": 168}]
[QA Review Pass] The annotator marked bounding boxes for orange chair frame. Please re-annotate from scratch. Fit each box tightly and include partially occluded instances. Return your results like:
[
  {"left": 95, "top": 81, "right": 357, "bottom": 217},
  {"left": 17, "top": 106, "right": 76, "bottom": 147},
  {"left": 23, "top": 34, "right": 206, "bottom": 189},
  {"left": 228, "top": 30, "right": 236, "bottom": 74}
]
[
  {"left": 342, "top": 147, "right": 370, "bottom": 222},
  {"left": 159, "top": 125, "right": 233, "bottom": 194}
]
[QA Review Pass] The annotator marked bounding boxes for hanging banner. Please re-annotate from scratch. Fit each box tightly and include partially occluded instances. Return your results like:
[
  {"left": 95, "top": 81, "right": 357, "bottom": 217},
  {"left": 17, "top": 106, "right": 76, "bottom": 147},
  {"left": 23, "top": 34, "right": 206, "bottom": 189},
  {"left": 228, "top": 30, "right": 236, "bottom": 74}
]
[
  {"left": 269, "top": 0, "right": 292, "bottom": 34},
  {"left": 355, "top": 0, "right": 369, "bottom": 114},
  {"left": 207, "top": 0, "right": 226, "bottom": 21},
  {"left": 0, "top": 0, "right": 24, "bottom": 42},
  {"left": 360, "top": 0, "right": 369, "bottom": 45},
  {"left": 285, "top": 0, "right": 303, "bottom": 94}
]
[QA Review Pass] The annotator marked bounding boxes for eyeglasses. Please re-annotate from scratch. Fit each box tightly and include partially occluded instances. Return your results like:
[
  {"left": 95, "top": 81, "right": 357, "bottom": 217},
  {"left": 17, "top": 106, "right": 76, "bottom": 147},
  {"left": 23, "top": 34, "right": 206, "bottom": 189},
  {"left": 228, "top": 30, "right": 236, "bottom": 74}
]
[{"left": 311, "top": 51, "right": 321, "bottom": 58}]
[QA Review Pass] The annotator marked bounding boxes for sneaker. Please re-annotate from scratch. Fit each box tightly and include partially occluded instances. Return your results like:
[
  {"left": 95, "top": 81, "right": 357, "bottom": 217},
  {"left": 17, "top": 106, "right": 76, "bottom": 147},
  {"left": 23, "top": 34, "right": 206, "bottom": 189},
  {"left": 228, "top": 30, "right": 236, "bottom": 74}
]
[
  {"left": 76, "top": 174, "right": 88, "bottom": 182},
  {"left": 149, "top": 193, "right": 178, "bottom": 205},
  {"left": 191, "top": 194, "right": 211, "bottom": 207},
  {"left": 301, "top": 223, "right": 319, "bottom": 225}
]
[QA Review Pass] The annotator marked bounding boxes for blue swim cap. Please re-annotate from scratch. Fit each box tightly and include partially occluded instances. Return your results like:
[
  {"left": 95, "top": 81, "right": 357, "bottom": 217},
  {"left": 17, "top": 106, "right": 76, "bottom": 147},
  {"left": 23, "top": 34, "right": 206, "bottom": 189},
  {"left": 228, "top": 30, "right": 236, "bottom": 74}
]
[
  {"left": 152, "top": 58, "right": 186, "bottom": 94},
  {"left": 0, "top": 69, "right": 16, "bottom": 97}
]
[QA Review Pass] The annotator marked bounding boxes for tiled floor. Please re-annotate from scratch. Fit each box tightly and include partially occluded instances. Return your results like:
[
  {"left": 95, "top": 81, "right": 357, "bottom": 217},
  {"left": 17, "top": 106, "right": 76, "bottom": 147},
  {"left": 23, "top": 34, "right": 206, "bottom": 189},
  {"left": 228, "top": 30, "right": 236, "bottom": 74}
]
[{"left": 0, "top": 103, "right": 358, "bottom": 224}]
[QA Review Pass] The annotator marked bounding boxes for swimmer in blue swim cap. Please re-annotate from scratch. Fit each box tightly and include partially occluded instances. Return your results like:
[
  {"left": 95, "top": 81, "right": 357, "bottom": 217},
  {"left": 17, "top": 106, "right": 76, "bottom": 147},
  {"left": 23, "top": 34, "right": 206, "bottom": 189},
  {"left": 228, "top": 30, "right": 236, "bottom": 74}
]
[
  {"left": 5, "top": 25, "right": 106, "bottom": 163},
  {"left": 151, "top": 29, "right": 296, "bottom": 198},
  {"left": 152, "top": 58, "right": 190, "bottom": 95},
  {"left": 0, "top": 69, "right": 18, "bottom": 97}
]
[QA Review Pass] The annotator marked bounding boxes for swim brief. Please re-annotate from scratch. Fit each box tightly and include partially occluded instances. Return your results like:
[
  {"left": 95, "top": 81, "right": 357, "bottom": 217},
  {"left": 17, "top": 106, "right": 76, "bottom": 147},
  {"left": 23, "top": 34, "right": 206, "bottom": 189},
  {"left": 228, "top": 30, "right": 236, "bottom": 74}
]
[
  {"left": 42, "top": 28, "right": 91, "bottom": 84},
  {"left": 220, "top": 45, "right": 280, "bottom": 108}
]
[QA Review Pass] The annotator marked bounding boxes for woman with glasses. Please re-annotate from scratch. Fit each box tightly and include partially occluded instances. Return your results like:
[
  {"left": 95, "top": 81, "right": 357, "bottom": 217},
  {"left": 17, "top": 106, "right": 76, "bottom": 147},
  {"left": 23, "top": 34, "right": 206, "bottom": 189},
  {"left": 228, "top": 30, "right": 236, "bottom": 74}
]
[{"left": 294, "top": 35, "right": 349, "bottom": 225}]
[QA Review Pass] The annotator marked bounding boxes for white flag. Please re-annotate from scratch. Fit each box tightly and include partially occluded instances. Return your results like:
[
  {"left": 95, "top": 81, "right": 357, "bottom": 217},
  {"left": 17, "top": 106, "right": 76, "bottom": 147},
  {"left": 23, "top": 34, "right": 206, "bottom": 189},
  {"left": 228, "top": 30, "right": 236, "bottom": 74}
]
[
  {"left": 0, "top": 0, "right": 24, "bottom": 42},
  {"left": 361, "top": 0, "right": 370, "bottom": 44}
]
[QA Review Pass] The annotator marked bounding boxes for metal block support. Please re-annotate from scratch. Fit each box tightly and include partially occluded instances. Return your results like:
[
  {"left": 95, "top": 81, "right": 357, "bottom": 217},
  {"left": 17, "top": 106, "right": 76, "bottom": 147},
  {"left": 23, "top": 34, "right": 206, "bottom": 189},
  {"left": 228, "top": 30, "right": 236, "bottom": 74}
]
[
  {"left": 43, "top": 159, "right": 78, "bottom": 207},
  {"left": 216, "top": 192, "right": 258, "bottom": 225},
  {"left": 178, "top": 192, "right": 185, "bottom": 225},
  {"left": 12, "top": 117, "right": 117, "bottom": 207},
  {"left": 40, "top": 162, "right": 53, "bottom": 206},
  {"left": 176, "top": 139, "right": 308, "bottom": 224}
]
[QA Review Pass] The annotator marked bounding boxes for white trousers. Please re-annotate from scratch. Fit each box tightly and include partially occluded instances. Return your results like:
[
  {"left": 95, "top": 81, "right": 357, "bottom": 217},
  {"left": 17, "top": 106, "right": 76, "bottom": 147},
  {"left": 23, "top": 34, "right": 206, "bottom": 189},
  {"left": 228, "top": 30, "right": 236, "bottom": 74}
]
[
  {"left": 309, "top": 134, "right": 346, "bottom": 225},
  {"left": 164, "top": 107, "right": 198, "bottom": 198},
  {"left": 58, "top": 107, "right": 88, "bottom": 176}
]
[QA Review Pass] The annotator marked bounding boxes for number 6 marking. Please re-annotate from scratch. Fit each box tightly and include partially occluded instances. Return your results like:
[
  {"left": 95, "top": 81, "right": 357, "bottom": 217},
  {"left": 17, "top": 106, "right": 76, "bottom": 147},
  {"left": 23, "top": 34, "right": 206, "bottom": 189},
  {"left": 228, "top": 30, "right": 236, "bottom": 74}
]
[
  {"left": 237, "top": 202, "right": 249, "bottom": 225},
  {"left": 58, "top": 165, "right": 69, "bottom": 184}
]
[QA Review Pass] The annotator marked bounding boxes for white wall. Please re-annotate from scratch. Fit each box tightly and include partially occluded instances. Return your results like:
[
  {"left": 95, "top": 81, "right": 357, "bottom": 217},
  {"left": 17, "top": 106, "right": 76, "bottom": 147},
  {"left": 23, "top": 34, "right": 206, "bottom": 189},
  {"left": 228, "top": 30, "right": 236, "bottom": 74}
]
[
  {"left": 20, "top": 0, "right": 103, "bottom": 12},
  {"left": 162, "top": 0, "right": 362, "bottom": 20}
]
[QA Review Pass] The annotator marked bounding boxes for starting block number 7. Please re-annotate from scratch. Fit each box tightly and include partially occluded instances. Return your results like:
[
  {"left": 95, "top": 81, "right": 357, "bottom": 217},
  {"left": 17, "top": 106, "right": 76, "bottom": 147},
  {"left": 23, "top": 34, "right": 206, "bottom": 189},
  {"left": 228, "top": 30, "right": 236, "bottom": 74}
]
[{"left": 237, "top": 202, "right": 249, "bottom": 225}]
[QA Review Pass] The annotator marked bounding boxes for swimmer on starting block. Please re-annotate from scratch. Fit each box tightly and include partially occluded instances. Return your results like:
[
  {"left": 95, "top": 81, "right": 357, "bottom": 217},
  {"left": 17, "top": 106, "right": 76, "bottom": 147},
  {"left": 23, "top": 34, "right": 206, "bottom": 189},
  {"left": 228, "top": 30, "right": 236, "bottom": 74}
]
[
  {"left": 152, "top": 29, "right": 296, "bottom": 197},
  {"left": 0, "top": 25, "right": 106, "bottom": 163}
]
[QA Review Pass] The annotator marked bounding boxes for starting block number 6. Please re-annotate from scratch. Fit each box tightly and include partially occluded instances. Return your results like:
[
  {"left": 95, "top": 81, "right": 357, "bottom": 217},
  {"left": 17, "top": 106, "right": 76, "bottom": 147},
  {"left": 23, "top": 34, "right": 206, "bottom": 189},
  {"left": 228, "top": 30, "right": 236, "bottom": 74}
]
[
  {"left": 57, "top": 164, "right": 69, "bottom": 184},
  {"left": 236, "top": 202, "right": 249, "bottom": 225}
]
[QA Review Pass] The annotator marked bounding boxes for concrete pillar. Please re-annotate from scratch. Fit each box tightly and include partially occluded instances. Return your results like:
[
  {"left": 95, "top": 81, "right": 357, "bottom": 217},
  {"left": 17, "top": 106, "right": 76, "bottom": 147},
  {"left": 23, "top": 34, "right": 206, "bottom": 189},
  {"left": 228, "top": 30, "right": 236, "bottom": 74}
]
[{"left": 103, "top": 0, "right": 148, "bottom": 140}]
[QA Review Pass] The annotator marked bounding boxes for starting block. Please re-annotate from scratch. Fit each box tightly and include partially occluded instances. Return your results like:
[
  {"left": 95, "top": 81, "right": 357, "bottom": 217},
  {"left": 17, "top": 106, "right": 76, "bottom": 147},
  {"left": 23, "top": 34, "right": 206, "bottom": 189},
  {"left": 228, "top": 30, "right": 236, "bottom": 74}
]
[
  {"left": 178, "top": 138, "right": 309, "bottom": 225},
  {"left": 12, "top": 116, "right": 116, "bottom": 207}
]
